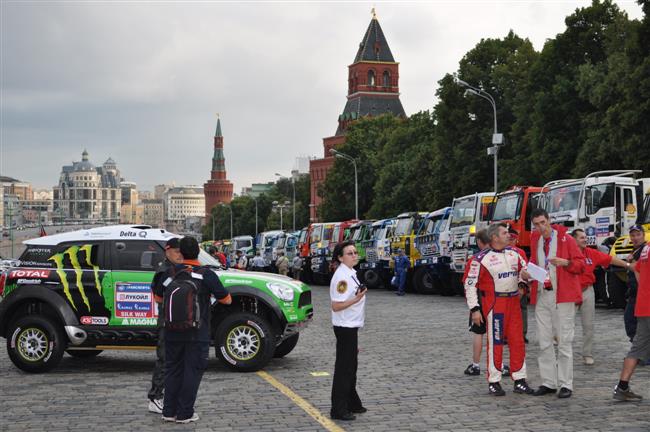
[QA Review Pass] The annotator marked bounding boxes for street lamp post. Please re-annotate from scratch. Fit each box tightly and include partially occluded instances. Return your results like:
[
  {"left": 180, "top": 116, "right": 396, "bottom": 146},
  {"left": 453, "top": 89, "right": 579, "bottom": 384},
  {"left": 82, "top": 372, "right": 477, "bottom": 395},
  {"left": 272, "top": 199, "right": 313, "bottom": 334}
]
[
  {"left": 329, "top": 149, "right": 358, "bottom": 220},
  {"left": 272, "top": 200, "right": 291, "bottom": 230},
  {"left": 275, "top": 173, "right": 296, "bottom": 231},
  {"left": 455, "top": 78, "right": 503, "bottom": 193}
]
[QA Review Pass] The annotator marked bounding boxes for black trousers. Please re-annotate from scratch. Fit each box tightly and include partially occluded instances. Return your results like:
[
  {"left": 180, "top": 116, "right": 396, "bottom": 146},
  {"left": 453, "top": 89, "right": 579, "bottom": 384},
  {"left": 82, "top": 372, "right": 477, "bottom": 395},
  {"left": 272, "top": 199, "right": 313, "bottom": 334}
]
[
  {"left": 331, "top": 326, "right": 363, "bottom": 416},
  {"left": 162, "top": 340, "right": 209, "bottom": 420},
  {"left": 147, "top": 318, "right": 165, "bottom": 401}
]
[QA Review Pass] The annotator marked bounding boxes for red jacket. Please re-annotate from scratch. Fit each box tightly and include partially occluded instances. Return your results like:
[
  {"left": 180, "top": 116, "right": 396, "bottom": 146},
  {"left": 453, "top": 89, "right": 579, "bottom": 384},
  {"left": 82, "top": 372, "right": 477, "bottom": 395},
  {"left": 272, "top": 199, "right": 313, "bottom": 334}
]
[
  {"left": 529, "top": 224, "right": 584, "bottom": 304},
  {"left": 579, "top": 247, "right": 612, "bottom": 288}
]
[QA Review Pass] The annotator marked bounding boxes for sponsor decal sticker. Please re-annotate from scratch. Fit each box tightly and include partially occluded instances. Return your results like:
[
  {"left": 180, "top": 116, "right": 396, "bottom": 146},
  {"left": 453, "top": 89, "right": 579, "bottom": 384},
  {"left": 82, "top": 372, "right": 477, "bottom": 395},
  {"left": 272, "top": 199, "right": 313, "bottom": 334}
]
[
  {"left": 9, "top": 269, "right": 50, "bottom": 279},
  {"left": 596, "top": 217, "right": 609, "bottom": 224},
  {"left": 17, "top": 279, "right": 43, "bottom": 285},
  {"left": 80, "top": 316, "right": 109, "bottom": 325},
  {"left": 115, "top": 282, "right": 157, "bottom": 320},
  {"left": 224, "top": 279, "right": 253, "bottom": 284},
  {"left": 493, "top": 313, "right": 504, "bottom": 345}
]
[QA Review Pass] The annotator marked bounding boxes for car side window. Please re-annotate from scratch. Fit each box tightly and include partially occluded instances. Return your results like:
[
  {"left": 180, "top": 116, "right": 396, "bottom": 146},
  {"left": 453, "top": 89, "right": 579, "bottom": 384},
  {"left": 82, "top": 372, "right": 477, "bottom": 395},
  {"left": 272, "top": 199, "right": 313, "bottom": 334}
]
[{"left": 112, "top": 240, "right": 165, "bottom": 271}]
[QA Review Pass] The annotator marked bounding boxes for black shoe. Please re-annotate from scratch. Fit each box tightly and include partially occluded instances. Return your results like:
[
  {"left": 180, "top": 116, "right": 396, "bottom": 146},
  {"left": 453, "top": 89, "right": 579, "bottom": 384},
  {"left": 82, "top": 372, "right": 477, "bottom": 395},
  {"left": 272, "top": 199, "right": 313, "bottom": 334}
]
[
  {"left": 464, "top": 364, "right": 480, "bottom": 376},
  {"left": 558, "top": 387, "right": 572, "bottom": 398},
  {"left": 331, "top": 412, "right": 356, "bottom": 421},
  {"left": 502, "top": 365, "right": 510, "bottom": 377},
  {"left": 351, "top": 407, "right": 367, "bottom": 414},
  {"left": 533, "top": 385, "right": 557, "bottom": 396},
  {"left": 488, "top": 382, "right": 506, "bottom": 396},
  {"left": 513, "top": 380, "right": 534, "bottom": 395}
]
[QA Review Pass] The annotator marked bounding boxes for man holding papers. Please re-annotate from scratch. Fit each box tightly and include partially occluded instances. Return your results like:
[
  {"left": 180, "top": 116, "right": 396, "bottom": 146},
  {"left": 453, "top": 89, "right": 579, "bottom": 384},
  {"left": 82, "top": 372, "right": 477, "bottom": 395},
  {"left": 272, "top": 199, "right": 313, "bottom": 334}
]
[{"left": 529, "top": 208, "right": 585, "bottom": 398}]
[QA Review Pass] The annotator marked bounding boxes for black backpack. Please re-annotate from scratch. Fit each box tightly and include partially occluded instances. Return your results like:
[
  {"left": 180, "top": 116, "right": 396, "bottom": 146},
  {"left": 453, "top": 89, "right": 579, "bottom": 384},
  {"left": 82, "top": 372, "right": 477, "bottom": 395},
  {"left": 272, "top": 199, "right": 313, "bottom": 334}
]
[{"left": 163, "top": 268, "right": 204, "bottom": 331}]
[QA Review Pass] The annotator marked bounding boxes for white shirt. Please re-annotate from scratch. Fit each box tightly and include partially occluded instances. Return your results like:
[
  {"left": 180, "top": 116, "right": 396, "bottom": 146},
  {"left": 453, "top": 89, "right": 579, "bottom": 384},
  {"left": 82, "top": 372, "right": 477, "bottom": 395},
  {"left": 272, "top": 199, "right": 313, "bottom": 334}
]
[{"left": 330, "top": 263, "right": 365, "bottom": 328}]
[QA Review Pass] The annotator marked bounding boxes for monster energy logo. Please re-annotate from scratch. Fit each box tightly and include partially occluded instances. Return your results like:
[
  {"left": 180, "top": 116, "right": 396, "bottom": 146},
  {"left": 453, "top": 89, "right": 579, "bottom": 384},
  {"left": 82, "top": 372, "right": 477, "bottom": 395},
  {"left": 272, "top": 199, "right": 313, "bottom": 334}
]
[{"left": 48, "top": 245, "right": 101, "bottom": 312}]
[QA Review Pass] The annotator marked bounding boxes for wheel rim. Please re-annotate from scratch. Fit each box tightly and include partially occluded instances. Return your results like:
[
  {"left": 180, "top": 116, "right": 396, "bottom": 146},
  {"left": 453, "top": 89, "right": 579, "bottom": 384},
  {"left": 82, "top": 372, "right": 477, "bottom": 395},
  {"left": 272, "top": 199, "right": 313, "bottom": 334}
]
[
  {"left": 17, "top": 327, "right": 49, "bottom": 362},
  {"left": 226, "top": 325, "right": 261, "bottom": 361},
  {"left": 422, "top": 272, "right": 434, "bottom": 290}
]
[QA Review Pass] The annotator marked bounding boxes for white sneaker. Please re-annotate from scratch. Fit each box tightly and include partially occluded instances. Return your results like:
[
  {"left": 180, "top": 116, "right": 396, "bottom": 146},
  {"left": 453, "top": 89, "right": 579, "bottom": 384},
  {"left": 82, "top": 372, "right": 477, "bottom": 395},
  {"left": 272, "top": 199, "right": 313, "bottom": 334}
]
[
  {"left": 176, "top": 413, "right": 200, "bottom": 424},
  {"left": 148, "top": 399, "right": 163, "bottom": 414},
  {"left": 162, "top": 416, "right": 176, "bottom": 422},
  {"left": 584, "top": 356, "right": 594, "bottom": 365}
]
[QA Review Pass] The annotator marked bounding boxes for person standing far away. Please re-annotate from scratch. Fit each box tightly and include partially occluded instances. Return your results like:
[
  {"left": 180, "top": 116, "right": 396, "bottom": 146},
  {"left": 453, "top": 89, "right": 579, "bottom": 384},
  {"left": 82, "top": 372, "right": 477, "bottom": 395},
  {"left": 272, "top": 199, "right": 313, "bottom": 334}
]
[
  {"left": 507, "top": 227, "right": 530, "bottom": 344},
  {"left": 463, "top": 228, "right": 491, "bottom": 376},
  {"left": 393, "top": 248, "right": 410, "bottom": 296},
  {"left": 162, "top": 236, "right": 232, "bottom": 424},
  {"left": 571, "top": 228, "right": 629, "bottom": 365},
  {"left": 329, "top": 240, "right": 367, "bottom": 422},
  {"left": 208, "top": 246, "right": 227, "bottom": 268},
  {"left": 612, "top": 228, "right": 650, "bottom": 401},
  {"left": 276, "top": 251, "right": 290, "bottom": 276},
  {"left": 251, "top": 252, "right": 266, "bottom": 272},
  {"left": 529, "top": 208, "right": 585, "bottom": 398},
  {"left": 464, "top": 223, "right": 534, "bottom": 396},
  {"left": 292, "top": 254, "right": 303, "bottom": 281},
  {"left": 234, "top": 250, "right": 248, "bottom": 270},
  {"left": 147, "top": 237, "right": 183, "bottom": 414},
  {"left": 623, "top": 225, "right": 647, "bottom": 343}
]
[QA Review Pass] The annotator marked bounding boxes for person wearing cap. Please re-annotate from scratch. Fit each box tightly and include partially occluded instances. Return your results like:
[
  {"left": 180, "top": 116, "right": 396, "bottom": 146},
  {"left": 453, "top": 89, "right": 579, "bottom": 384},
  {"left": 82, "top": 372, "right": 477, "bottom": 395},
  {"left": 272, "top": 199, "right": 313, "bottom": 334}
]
[
  {"left": 612, "top": 225, "right": 650, "bottom": 401},
  {"left": 624, "top": 225, "right": 648, "bottom": 342},
  {"left": 571, "top": 228, "right": 630, "bottom": 365},
  {"left": 393, "top": 248, "right": 410, "bottom": 296},
  {"left": 147, "top": 237, "right": 183, "bottom": 414},
  {"left": 507, "top": 227, "right": 530, "bottom": 343}
]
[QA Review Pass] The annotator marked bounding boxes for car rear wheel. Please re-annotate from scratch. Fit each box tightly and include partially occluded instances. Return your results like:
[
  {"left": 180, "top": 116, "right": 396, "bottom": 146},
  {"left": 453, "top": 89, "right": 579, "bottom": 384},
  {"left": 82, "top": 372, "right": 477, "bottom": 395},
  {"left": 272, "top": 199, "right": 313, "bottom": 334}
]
[
  {"left": 7, "top": 316, "right": 66, "bottom": 373},
  {"left": 273, "top": 333, "right": 299, "bottom": 358},
  {"left": 215, "top": 312, "right": 276, "bottom": 372}
]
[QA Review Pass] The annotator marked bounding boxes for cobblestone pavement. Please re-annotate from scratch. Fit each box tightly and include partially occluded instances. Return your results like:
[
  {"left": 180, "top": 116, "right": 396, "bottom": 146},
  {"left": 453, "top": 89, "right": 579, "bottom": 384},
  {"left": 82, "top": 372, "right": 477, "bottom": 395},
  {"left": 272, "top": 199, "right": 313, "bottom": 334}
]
[{"left": 1, "top": 285, "right": 649, "bottom": 432}]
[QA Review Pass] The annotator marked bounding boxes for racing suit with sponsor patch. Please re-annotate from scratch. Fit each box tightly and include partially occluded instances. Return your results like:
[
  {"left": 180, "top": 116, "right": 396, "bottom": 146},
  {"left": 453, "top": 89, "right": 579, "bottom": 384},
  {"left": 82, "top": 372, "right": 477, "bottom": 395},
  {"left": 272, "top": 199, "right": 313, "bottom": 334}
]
[{"left": 465, "top": 247, "right": 527, "bottom": 383}]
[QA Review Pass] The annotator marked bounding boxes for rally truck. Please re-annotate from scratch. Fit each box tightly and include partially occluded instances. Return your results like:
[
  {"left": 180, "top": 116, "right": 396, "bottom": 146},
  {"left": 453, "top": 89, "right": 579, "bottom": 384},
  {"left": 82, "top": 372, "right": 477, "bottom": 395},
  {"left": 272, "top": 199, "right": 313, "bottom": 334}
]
[
  {"left": 348, "top": 220, "right": 374, "bottom": 268},
  {"left": 489, "top": 185, "right": 545, "bottom": 256},
  {"left": 449, "top": 193, "right": 495, "bottom": 293},
  {"left": 0, "top": 225, "right": 313, "bottom": 373},
  {"left": 388, "top": 212, "right": 428, "bottom": 291},
  {"left": 359, "top": 218, "right": 395, "bottom": 289},
  {"left": 412, "top": 207, "right": 453, "bottom": 295}
]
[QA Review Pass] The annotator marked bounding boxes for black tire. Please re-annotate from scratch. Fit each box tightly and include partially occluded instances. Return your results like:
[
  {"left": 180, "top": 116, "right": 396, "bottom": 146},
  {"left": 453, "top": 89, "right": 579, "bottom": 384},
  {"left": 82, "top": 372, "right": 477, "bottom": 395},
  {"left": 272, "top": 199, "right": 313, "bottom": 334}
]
[
  {"left": 439, "top": 273, "right": 458, "bottom": 296},
  {"left": 66, "top": 349, "right": 103, "bottom": 358},
  {"left": 273, "top": 333, "right": 299, "bottom": 358},
  {"left": 413, "top": 267, "right": 438, "bottom": 295},
  {"left": 215, "top": 312, "right": 276, "bottom": 372},
  {"left": 364, "top": 269, "right": 382, "bottom": 289},
  {"left": 7, "top": 316, "right": 66, "bottom": 373}
]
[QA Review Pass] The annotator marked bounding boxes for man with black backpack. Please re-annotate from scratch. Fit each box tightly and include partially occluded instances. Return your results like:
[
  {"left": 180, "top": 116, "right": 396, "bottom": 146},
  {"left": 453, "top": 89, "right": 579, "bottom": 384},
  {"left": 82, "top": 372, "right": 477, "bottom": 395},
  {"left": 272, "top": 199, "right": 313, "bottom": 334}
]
[{"left": 162, "top": 236, "right": 231, "bottom": 424}]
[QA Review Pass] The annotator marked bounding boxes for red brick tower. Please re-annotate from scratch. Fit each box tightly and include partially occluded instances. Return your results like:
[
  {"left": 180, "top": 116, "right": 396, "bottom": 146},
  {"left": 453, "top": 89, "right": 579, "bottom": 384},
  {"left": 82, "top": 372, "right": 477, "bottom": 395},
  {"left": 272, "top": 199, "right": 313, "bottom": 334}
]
[
  {"left": 309, "top": 11, "right": 405, "bottom": 221},
  {"left": 204, "top": 117, "right": 233, "bottom": 217}
]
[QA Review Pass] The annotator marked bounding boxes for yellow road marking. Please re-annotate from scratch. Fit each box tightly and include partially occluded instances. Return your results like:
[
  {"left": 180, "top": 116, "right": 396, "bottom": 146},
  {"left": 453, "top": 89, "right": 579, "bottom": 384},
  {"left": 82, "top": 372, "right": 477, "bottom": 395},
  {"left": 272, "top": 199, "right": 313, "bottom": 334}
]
[
  {"left": 310, "top": 371, "right": 330, "bottom": 377},
  {"left": 256, "top": 371, "right": 345, "bottom": 432}
]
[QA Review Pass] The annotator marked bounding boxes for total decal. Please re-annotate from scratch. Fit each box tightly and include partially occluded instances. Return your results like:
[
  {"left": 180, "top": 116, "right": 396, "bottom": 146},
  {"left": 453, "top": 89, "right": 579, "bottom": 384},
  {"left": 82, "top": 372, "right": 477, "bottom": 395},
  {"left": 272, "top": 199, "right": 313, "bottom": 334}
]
[{"left": 115, "top": 282, "right": 158, "bottom": 325}]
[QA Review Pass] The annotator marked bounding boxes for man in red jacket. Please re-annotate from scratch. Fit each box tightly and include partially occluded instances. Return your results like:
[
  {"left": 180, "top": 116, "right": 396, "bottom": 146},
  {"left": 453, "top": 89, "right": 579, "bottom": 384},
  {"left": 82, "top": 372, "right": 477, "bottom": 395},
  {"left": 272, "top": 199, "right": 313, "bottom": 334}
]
[
  {"left": 571, "top": 228, "right": 629, "bottom": 365},
  {"left": 529, "top": 209, "right": 585, "bottom": 398}
]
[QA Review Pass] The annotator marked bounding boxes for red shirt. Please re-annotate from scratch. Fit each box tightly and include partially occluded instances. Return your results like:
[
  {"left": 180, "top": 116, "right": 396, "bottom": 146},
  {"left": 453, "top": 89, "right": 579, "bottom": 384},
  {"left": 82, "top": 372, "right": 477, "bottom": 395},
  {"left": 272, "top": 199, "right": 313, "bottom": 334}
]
[
  {"left": 579, "top": 247, "right": 612, "bottom": 288},
  {"left": 634, "top": 244, "right": 650, "bottom": 317}
]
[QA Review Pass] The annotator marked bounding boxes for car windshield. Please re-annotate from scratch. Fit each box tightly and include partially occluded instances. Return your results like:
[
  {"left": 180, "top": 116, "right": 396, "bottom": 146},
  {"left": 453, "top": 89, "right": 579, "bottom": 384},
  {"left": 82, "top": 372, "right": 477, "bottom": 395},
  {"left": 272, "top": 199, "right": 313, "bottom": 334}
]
[
  {"left": 492, "top": 193, "right": 521, "bottom": 221},
  {"left": 548, "top": 184, "right": 581, "bottom": 213},
  {"left": 394, "top": 217, "right": 413, "bottom": 236},
  {"left": 198, "top": 249, "right": 222, "bottom": 268},
  {"left": 450, "top": 198, "right": 476, "bottom": 228}
]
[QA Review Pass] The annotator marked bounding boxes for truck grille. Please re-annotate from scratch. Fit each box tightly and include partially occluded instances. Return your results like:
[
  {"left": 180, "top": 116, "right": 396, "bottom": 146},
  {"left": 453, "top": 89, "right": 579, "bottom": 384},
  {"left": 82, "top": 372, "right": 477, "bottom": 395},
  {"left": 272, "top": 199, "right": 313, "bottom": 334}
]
[
  {"left": 611, "top": 236, "right": 633, "bottom": 257},
  {"left": 366, "top": 249, "right": 378, "bottom": 263},
  {"left": 298, "top": 290, "right": 312, "bottom": 308}
]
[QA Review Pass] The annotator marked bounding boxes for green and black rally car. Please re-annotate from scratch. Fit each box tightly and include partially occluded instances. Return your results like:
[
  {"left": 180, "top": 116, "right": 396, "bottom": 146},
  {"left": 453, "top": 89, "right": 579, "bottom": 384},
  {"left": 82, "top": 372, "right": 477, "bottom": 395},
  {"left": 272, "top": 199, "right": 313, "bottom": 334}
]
[{"left": 0, "top": 225, "right": 313, "bottom": 373}]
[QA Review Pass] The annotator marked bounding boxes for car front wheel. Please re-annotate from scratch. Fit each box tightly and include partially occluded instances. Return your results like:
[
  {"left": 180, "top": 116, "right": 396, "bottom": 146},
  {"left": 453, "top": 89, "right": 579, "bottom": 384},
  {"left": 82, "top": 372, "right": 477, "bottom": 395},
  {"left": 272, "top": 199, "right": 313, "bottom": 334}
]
[
  {"left": 215, "top": 312, "right": 276, "bottom": 372},
  {"left": 7, "top": 316, "right": 66, "bottom": 373}
]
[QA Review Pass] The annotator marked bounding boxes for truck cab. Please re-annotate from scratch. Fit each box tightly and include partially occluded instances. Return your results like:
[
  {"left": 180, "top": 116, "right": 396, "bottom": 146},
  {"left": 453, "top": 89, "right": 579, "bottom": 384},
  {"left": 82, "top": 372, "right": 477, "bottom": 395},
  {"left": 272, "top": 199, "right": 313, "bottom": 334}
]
[
  {"left": 309, "top": 223, "right": 335, "bottom": 285},
  {"left": 359, "top": 218, "right": 395, "bottom": 288},
  {"left": 490, "top": 186, "right": 544, "bottom": 256},
  {"left": 413, "top": 207, "right": 453, "bottom": 295},
  {"left": 449, "top": 193, "right": 495, "bottom": 275},
  {"left": 349, "top": 220, "right": 374, "bottom": 265},
  {"left": 388, "top": 212, "right": 428, "bottom": 291}
]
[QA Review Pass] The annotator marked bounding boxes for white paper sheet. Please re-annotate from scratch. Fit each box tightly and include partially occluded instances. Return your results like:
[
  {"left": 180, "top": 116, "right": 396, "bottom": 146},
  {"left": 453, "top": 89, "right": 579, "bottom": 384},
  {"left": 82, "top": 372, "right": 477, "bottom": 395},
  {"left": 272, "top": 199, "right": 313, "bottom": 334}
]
[{"left": 526, "top": 262, "right": 548, "bottom": 283}]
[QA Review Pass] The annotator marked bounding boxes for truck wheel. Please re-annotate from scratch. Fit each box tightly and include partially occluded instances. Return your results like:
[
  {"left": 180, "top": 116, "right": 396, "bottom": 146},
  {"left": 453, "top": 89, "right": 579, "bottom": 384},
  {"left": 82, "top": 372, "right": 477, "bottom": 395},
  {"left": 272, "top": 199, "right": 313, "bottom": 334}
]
[
  {"left": 7, "top": 316, "right": 66, "bottom": 373},
  {"left": 215, "top": 312, "right": 276, "bottom": 372},
  {"left": 439, "top": 273, "right": 457, "bottom": 296},
  {"left": 364, "top": 269, "right": 381, "bottom": 289},
  {"left": 413, "top": 268, "right": 438, "bottom": 295},
  {"left": 273, "top": 333, "right": 299, "bottom": 358},
  {"left": 66, "top": 349, "right": 103, "bottom": 358}
]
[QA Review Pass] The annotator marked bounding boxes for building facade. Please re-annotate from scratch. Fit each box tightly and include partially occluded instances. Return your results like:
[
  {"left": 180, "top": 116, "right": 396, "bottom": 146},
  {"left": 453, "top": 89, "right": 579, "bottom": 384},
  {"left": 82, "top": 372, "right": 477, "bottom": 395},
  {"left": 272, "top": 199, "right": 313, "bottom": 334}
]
[
  {"left": 309, "top": 13, "right": 405, "bottom": 221},
  {"left": 142, "top": 199, "right": 164, "bottom": 228},
  {"left": 165, "top": 186, "right": 205, "bottom": 227},
  {"left": 204, "top": 118, "right": 234, "bottom": 217},
  {"left": 53, "top": 150, "right": 123, "bottom": 222}
]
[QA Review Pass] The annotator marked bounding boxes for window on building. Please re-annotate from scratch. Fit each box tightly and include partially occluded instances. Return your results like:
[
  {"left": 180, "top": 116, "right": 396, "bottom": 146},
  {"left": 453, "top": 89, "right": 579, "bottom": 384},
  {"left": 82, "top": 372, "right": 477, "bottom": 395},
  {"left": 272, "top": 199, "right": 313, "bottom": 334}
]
[
  {"left": 383, "top": 70, "right": 390, "bottom": 87},
  {"left": 367, "top": 70, "right": 375, "bottom": 86}
]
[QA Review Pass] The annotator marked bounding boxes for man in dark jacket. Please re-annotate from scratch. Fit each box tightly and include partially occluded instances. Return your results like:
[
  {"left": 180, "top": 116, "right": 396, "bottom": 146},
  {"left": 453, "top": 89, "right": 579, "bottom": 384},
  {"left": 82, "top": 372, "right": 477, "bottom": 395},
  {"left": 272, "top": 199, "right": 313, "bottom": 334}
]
[
  {"left": 147, "top": 237, "right": 183, "bottom": 414},
  {"left": 162, "top": 237, "right": 231, "bottom": 424},
  {"left": 529, "top": 209, "right": 584, "bottom": 398}
]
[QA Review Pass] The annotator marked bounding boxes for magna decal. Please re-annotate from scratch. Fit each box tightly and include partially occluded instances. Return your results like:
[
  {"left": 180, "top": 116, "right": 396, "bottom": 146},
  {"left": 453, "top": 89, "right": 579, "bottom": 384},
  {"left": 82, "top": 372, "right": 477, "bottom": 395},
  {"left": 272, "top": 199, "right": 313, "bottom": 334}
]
[{"left": 9, "top": 269, "right": 50, "bottom": 279}]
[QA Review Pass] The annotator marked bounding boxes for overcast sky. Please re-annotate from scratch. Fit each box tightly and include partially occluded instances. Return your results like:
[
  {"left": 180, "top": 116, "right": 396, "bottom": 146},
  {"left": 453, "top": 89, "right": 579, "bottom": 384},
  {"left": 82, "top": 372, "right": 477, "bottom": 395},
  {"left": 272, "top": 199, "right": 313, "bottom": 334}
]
[{"left": 0, "top": 1, "right": 644, "bottom": 193}]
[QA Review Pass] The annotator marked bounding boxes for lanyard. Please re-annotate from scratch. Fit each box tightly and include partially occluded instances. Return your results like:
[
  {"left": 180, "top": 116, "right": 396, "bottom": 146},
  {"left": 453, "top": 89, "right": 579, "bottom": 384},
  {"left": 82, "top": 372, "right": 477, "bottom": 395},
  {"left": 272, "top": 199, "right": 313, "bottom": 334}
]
[{"left": 543, "top": 230, "right": 555, "bottom": 270}]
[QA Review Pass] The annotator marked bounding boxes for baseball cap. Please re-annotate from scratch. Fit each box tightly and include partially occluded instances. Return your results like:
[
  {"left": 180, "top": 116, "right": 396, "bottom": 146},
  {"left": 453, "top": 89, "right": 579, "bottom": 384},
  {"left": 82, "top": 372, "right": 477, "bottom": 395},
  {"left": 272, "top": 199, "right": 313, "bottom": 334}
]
[
  {"left": 165, "top": 237, "right": 180, "bottom": 249},
  {"left": 629, "top": 225, "right": 645, "bottom": 233}
]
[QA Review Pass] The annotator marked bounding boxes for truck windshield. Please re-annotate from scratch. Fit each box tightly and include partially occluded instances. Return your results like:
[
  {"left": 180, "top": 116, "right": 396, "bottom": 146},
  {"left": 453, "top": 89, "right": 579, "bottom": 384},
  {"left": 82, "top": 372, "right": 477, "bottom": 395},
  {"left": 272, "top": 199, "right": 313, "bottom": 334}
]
[
  {"left": 323, "top": 226, "right": 334, "bottom": 242},
  {"left": 548, "top": 185, "right": 581, "bottom": 213},
  {"left": 450, "top": 198, "right": 476, "bottom": 228},
  {"left": 492, "top": 193, "right": 521, "bottom": 221},
  {"left": 352, "top": 227, "right": 363, "bottom": 241},
  {"left": 394, "top": 218, "right": 414, "bottom": 236},
  {"left": 233, "top": 239, "right": 251, "bottom": 249},
  {"left": 311, "top": 225, "right": 323, "bottom": 243}
]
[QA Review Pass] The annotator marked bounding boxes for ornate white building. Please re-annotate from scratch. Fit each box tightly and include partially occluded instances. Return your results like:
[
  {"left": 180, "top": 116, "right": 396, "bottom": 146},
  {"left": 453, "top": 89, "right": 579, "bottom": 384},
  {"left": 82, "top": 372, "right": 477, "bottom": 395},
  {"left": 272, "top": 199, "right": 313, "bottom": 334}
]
[
  {"left": 164, "top": 186, "right": 205, "bottom": 225},
  {"left": 53, "top": 150, "right": 123, "bottom": 222}
]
